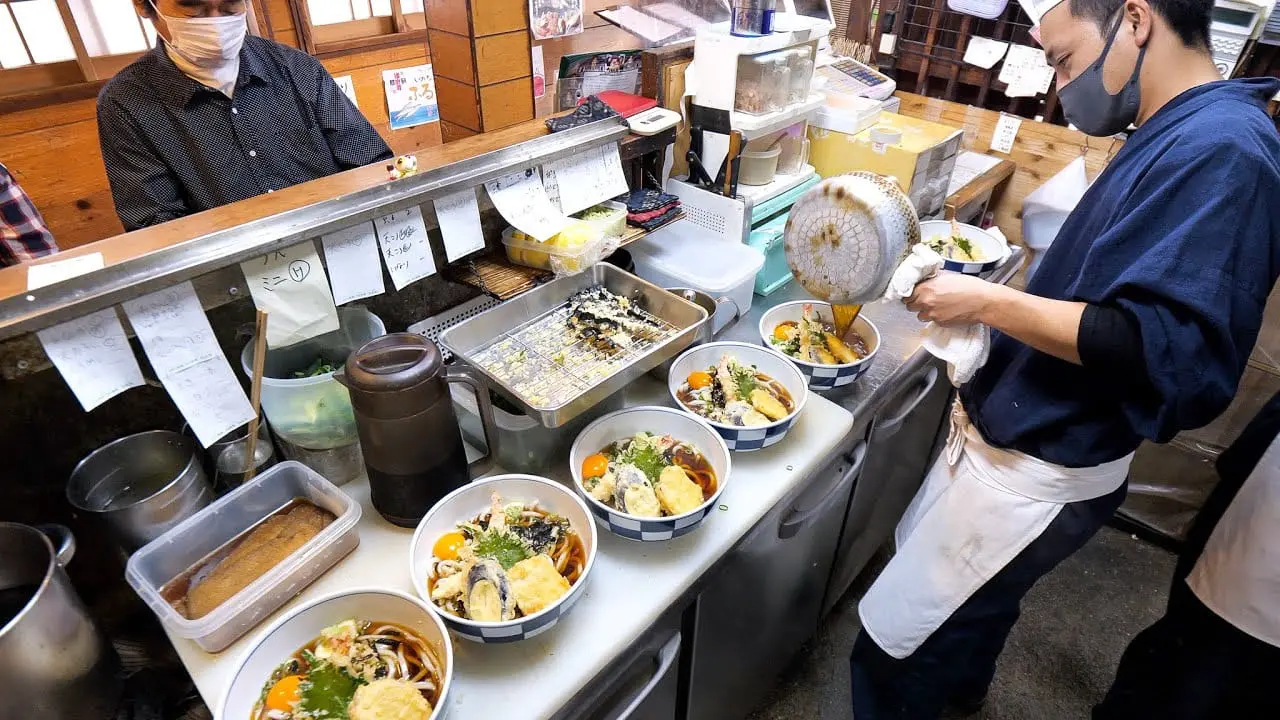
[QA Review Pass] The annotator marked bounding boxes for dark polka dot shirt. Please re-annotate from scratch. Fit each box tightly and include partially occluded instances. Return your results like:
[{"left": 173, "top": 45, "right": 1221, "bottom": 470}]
[{"left": 97, "top": 36, "right": 394, "bottom": 231}]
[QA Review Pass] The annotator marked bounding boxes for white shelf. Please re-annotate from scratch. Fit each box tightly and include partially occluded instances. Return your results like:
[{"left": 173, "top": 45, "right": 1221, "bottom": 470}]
[
  {"left": 738, "top": 165, "right": 818, "bottom": 205},
  {"left": 695, "top": 16, "right": 833, "bottom": 55},
  {"left": 732, "top": 94, "right": 825, "bottom": 139}
]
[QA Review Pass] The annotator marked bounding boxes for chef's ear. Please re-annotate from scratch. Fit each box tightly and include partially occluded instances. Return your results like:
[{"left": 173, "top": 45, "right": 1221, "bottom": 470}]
[
  {"left": 1124, "top": 0, "right": 1154, "bottom": 46},
  {"left": 134, "top": 0, "right": 156, "bottom": 18}
]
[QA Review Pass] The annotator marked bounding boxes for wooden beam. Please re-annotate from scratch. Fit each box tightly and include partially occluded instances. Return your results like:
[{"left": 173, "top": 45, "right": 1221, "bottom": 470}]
[{"left": 52, "top": 0, "right": 97, "bottom": 81}]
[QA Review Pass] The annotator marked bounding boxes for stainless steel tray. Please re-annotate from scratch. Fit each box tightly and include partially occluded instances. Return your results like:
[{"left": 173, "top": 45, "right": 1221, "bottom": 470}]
[{"left": 440, "top": 265, "right": 708, "bottom": 427}]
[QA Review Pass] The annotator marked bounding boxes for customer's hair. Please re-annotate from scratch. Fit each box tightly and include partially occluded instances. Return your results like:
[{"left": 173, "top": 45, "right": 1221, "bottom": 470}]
[{"left": 1068, "top": 0, "right": 1213, "bottom": 50}]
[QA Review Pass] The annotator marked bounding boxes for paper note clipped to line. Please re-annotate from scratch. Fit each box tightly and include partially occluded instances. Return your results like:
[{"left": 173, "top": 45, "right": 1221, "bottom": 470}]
[
  {"left": 1000, "top": 44, "right": 1054, "bottom": 98},
  {"left": 123, "top": 281, "right": 254, "bottom": 448},
  {"left": 240, "top": 241, "right": 340, "bottom": 348},
  {"left": 375, "top": 206, "right": 438, "bottom": 291},
  {"left": 990, "top": 114, "right": 1023, "bottom": 154},
  {"left": 29, "top": 251, "right": 146, "bottom": 411},
  {"left": 542, "top": 143, "right": 630, "bottom": 215},
  {"left": 485, "top": 168, "right": 571, "bottom": 242},
  {"left": 433, "top": 188, "right": 486, "bottom": 262},
  {"left": 963, "top": 37, "right": 1009, "bottom": 70},
  {"left": 321, "top": 222, "right": 385, "bottom": 305}
]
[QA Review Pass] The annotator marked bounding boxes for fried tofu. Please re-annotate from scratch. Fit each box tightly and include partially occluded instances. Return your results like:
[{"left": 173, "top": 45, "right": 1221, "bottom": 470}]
[
  {"left": 508, "top": 554, "right": 571, "bottom": 615},
  {"left": 656, "top": 465, "right": 705, "bottom": 516}
]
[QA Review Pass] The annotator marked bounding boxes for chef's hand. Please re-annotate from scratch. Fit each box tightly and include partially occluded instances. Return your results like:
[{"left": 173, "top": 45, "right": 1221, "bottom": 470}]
[{"left": 904, "top": 271, "right": 995, "bottom": 326}]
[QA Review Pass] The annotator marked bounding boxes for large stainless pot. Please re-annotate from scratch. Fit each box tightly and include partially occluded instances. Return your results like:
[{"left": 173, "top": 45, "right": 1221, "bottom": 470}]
[{"left": 0, "top": 523, "right": 122, "bottom": 720}]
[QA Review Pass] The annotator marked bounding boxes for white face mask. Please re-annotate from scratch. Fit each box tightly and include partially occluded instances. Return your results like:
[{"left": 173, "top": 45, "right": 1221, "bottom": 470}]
[{"left": 151, "top": 2, "right": 247, "bottom": 68}]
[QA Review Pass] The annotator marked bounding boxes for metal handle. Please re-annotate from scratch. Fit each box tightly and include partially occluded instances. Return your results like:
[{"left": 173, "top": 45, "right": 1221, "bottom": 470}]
[
  {"left": 874, "top": 365, "right": 940, "bottom": 439},
  {"left": 36, "top": 524, "right": 75, "bottom": 566},
  {"left": 710, "top": 296, "right": 741, "bottom": 337},
  {"left": 778, "top": 440, "right": 867, "bottom": 540},
  {"left": 445, "top": 365, "right": 497, "bottom": 477},
  {"left": 612, "top": 632, "right": 682, "bottom": 720}
]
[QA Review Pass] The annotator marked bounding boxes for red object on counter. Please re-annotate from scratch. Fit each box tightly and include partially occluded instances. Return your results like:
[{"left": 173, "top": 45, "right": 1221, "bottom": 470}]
[{"left": 585, "top": 90, "right": 658, "bottom": 117}]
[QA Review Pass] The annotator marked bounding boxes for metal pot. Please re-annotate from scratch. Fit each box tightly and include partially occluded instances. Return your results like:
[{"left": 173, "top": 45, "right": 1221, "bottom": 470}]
[
  {"left": 67, "top": 430, "right": 214, "bottom": 553},
  {"left": 650, "top": 288, "right": 741, "bottom": 381},
  {"left": 0, "top": 523, "right": 122, "bottom": 720}
]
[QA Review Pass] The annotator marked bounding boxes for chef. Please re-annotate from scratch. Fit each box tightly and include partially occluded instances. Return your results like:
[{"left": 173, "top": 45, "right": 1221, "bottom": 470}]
[
  {"left": 97, "top": 0, "right": 393, "bottom": 231},
  {"left": 848, "top": 0, "right": 1280, "bottom": 717},
  {"left": 1094, "top": 391, "right": 1280, "bottom": 718}
]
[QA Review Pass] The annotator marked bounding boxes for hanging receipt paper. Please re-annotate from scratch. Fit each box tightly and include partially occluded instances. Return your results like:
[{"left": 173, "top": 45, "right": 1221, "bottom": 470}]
[
  {"left": 241, "top": 241, "right": 341, "bottom": 348},
  {"left": 486, "top": 168, "right": 571, "bottom": 241}
]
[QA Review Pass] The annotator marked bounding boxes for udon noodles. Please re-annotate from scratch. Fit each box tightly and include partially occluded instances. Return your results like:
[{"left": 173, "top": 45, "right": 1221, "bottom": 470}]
[
  {"left": 676, "top": 354, "right": 795, "bottom": 427},
  {"left": 580, "top": 432, "right": 717, "bottom": 518}
]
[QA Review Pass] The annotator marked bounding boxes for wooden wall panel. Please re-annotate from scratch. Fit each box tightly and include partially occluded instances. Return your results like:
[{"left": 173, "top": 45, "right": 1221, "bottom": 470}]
[
  {"left": 471, "top": 0, "right": 527, "bottom": 36},
  {"left": 425, "top": 0, "right": 469, "bottom": 35},
  {"left": 428, "top": 30, "right": 476, "bottom": 84},
  {"left": 441, "top": 120, "right": 479, "bottom": 142},
  {"left": 480, "top": 77, "right": 534, "bottom": 130},
  {"left": 475, "top": 31, "right": 532, "bottom": 85},
  {"left": 435, "top": 76, "right": 482, "bottom": 130}
]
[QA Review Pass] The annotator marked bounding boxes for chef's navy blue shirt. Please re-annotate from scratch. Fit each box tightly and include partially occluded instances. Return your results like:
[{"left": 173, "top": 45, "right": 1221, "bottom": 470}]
[
  {"left": 97, "top": 36, "right": 393, "bottom": 231},
  {"left": 961, "top": 78, "right": 1280, "bottom": 468}
]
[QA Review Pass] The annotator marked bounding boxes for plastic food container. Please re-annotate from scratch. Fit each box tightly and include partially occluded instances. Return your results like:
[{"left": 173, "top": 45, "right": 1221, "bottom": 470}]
[
  {"left": 735, "top": 53, "right": 790, "bottom": 115},
  {"left": 502, "top": 223, "right": 606, "bottom": 276},
  {"left": 240, "top": 306, "right": 385, "bottom": 450},
  {"left": 572, "top": 201, "right": 627, "bottom": 239},
  {"left": 739, "top": 146, "right": 782, "bottom": 185},
  {"left": 630, "top": 232, "right": 765, "bottom": 326},
  {"left": 785, "top": 46, "right": 815, "bottom": 105},
  {"left": 124, "top": 461, "right": 360, "bottom": 652}
]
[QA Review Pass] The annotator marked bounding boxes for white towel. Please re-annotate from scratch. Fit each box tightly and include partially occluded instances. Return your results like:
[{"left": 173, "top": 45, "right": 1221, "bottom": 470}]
[{"left": 884, "top": 244, "right": 991, "bottom": 386}]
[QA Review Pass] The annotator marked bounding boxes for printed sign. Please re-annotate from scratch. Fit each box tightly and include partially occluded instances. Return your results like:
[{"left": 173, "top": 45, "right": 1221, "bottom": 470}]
[
  {"left": 383, "top": 64, "right": 439, "bottom": 130},
  {"left": 531, "top": 0, "right": 584, "bottom": 40}
]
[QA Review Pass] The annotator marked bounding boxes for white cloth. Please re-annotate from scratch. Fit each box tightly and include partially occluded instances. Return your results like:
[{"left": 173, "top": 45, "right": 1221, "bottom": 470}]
[
  {"left": 1016, "top": 0, "right": 1065, "bottom": 24},
  {"left": 858, "top": 400, "right": 1133, "bottom": 659},
  {"left": 1186, "top": 435, "right": 1280, "bottom": 647},
  {"left": 884, "top": 244, "right": 991, "bottom": 386}
]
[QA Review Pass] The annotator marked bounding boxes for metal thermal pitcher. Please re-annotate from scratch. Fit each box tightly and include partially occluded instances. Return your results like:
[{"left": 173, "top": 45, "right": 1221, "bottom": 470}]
[{"left": 336, "top": 333, "right": 498, "bottom": 527}]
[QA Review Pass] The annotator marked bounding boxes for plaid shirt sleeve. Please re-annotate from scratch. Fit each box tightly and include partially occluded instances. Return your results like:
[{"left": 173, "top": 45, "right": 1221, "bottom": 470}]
[{"left": 0, "top": 163, "right": 59, "bottom": 267}]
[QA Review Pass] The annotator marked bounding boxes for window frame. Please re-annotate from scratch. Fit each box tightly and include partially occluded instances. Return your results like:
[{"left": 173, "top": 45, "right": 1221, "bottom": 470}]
[{"left": 287, "top": 0, "right": 426, "bottom": 58}]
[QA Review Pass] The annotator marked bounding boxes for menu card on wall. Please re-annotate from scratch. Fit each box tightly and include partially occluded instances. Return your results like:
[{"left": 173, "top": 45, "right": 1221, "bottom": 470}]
[
  {"left": 375, "top": 206, "right": 438, "bottom": 290},
  {"left": 321, "top": 223, "right": 385, "bottom": 304},
  {"left": 433, "top": 188, "right": 486, "bottom": 262},
  {"left": 485, "top": 168, "right": 571, "bottom": 241},
  {"left": 123, "top": 282, "right": 254, "bottom": 448},
  {"left": 240, "top": 241, "right": 340, "bottom": 348},
  {"left": 541, "top": 143, "right": 630, "bottom": 215}
]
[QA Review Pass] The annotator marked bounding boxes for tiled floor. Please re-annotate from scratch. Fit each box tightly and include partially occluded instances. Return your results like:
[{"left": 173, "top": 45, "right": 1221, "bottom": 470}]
[{"left": 749, "top": 526, "right": 1177, "bottom": 720}]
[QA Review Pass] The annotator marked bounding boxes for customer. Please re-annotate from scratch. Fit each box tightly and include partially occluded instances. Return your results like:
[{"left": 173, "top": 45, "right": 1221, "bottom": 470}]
[
  {"left": 97, "top": 0, "right": 393, "bottom": 231},
  {"left": 1, "top": 162, "right": 59, "bottom": 267},
  {"left": 1094, "top": 391, "right": 1280, "bottom": 719},
  {"left": 848, "top": 0, "right": 1280, "bottom": 717}
]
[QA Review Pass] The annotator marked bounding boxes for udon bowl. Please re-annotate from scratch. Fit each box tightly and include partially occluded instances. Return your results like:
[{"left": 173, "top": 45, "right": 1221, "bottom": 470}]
[
  {"left": 666, "top": 341, "right": 809, "bottom": 452},
  {"left": 570, "top": 406, "right": 732, "bottom": 541},
  {"left": 409, "top": 474, "right": 597, "bottom": 644},
  {"left": 217, "top": 588, "right": 452, "bottom": 720},
  {"left": 757, "top": 301, "right": 880, "bottom": 391},
  {"left": 918, "top": 220, "right": 1004, "bottom": 276}
]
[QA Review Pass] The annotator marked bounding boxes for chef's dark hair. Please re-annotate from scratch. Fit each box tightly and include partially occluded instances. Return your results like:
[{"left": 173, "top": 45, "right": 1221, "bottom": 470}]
[{"left": 1068, "top": 0, "right": 1212, "bottom": 50}]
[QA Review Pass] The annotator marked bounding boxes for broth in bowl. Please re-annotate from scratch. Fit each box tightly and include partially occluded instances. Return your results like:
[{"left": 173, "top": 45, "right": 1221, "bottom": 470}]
[
  {"left": 676, "top": 354, "right": 796, "bottom": 427},
  {"left": 579, "top": 432, "right": 718, "bottom": 518}
]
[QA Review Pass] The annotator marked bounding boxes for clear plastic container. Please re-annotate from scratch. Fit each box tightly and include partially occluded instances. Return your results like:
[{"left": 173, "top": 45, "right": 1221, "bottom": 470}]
[
  {"left": 502, "top": 223, "right": 606, "bottom": 276},
  {"left": 572, "top": 201, "right": 627, "bottom": 239},
  {"left": 739, "top": 146, "right": 782, "bottom": 185},
  {"left": 785, "top": 45, "right": 815, "bottom": 105},
  {"left": 735, "top": 53, "right": 791, "bottom": 115},
  {"left": 240, "top": 306, "right": 385, "bottom": 450},
  {"left": 630, "top": 231, "right": 766, "bottom": 325},
  {"left": 124, "top": 461, "right": 360, "bottom": 652}
]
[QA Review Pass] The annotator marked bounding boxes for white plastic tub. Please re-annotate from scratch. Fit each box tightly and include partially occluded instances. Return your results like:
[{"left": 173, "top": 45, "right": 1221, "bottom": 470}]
[
  {"left": 739, "top": 146, "right": 782, "bottom": 185},
  {"left": 630, "top": 231, "right": 765, "bottom": 329},
  {"left": 124, "top": 461, "right": 360, "bottom": 652}
]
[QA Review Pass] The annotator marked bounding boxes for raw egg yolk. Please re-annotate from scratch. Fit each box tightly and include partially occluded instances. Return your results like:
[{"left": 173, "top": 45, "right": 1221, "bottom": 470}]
[
  {"left": 687, "top": 371, "right": 713, "bottom": 389},
  {"left": 432, "top": 531, "right": 467, "bottom": 561},
  {"left": 265, "top": 675, "right": 304, "bottom": 713},
  {"left": 582, "top": 453, "right": 609, "bottom": 478}
]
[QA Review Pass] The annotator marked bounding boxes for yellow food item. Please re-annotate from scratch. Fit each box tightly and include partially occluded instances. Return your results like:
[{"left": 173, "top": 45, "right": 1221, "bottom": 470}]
[
  {"left": 432, "top": 531, "right": 466, "bottom": 561},
  {"left": 750, "top": 388, "right": 789, "bottom": 421},
  {"left": 507, "top": 554, "right": 571, "bottom": 615},
  {"left": 550, "top": 221, "right": 596, "bottom": 248},
  {"left": 264, "top": 675, "right": 303, "bottom": 713},
  {"left": 655, "top": 466, "right": 704, "bottom": 516},
  {"left": 347, "top": 678, "right": 432, "bottom": 720},
  {"left": 825, "top": 332, "right": 858, "bottom": 364},
  {"left": 773, "top": 322, "right": 797, "bottom": 341},
  {"left": 687, "top": 370, "right": 713, "bottom": 389},
  {"left": 623, "top": 483, "right": 663, "bottom": 517},
  {"left": 582, "top": 453, "right": 609, "bottom": 478},
  {"left": 812, "top": 346, "right": 838, "bottom": 365}
]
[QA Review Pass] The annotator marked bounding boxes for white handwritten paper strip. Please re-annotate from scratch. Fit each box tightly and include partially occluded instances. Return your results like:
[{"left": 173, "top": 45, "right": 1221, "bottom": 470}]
[
  {"left": 963, "top": 37, "right": 1008, "bottom": 70},
  {"left": 321, "top": 223, "right": 385, "bottom": 305},
  {"left": 240, "top": 241, "right": 340, "bottom": 348},
  {"left": 990, "top": 114, "right": 1022, "bottom": 154},
  {"left": 37, "top": 308, "right": 145, "bottom": 411},
  {"left": 542, "top": 143, "right": 630, "bottom": 216},
  {"left": 27, "top": 252, "right": 105, "bottom": 290},
  {"left": 123, "top": 282, "right": 254, "bottom": 448},
  {"left": 433, "top": 188, "right": 486, "bottom": 262},
  {"left": 485, "top": 168, "right": 571, "bottom": 242},
  {"left": 375, "top": 205, "right": 437, "bottom": 290}
]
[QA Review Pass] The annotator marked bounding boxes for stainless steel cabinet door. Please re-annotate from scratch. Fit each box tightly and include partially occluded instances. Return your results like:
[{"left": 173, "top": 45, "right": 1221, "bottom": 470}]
[
  {"left": 824, "top": 360, "right": 952, "bottom": 614},
  {"left": 686, "top": 440, "right": 868, "bottom": 720},
  {"left": 558, "top": 629, "right": 682, "bottom": 720}
]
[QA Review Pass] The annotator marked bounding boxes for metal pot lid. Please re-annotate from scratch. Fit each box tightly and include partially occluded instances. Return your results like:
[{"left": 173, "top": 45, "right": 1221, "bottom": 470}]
[
  {"left": 783, "top": 172, "right": 920, "bottom": 305},
  {"left": 341, "top": 333, "right": 443, "bottom": 393}
]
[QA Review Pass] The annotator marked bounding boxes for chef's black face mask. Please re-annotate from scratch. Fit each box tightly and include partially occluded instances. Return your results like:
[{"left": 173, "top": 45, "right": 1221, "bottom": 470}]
[{"left": 1057, "top": 12, "right": 1147, "bottom": 137}]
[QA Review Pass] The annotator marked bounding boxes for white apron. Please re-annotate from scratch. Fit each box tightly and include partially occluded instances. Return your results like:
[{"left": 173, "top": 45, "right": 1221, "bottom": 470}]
[
  {"left": 1186, "top": 435, "right": 1280, "bottom": 647},
  {"left": 859, "top": 400, "right": 1133, "bottom": 659}
]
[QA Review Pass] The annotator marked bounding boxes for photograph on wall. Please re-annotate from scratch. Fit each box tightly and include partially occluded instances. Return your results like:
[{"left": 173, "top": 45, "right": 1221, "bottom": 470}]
[
  {"left": 556, "top": 50, "right": 642, "bottom": 111},
  {"left": 382, "top": 64, "right": 439, "bottom": 130},
  {"left": 530, "top": 0, "right": 584, "bottom": 40}
]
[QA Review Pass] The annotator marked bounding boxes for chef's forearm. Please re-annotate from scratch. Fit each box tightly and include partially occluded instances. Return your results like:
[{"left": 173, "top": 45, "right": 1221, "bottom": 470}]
[{"left": 978, "top": 283, "right": 1086, "bottom": 365}]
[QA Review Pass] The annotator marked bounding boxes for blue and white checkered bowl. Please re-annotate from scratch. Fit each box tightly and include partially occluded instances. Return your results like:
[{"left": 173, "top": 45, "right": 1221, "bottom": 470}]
[
  {"left": 666, "top": 341, "right": 809, "bottom": 452},
  {"left": 219, "top": 588, "right": 453, "bottom": 720},
  {"left": 570, "top": 406, "right": 731, "bottom": 542},
  {"left": 918, "top": 220, "right": 1004, "bottom": 276},
  {"left": 409, "top": 474, "right": 597, "bottom": 644},
  {"left": 758, "top": 301, "right": 880, "bottom": 391}
]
